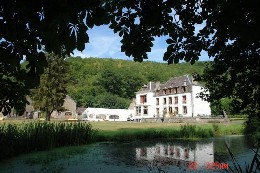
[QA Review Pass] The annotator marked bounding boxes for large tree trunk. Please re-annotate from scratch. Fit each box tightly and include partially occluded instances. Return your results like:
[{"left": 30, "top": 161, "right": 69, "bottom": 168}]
[{"left": 46, "top": 111, "right": 51, "bottom": 121}]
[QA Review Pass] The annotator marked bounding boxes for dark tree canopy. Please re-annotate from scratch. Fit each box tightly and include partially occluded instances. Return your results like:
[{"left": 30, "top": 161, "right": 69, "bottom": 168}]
[
  {"left": 1, "top": 0, "right": 259, "bottom": 132},
  {"left": 1, "top": 0, "right": 110, "bottom": 114}
]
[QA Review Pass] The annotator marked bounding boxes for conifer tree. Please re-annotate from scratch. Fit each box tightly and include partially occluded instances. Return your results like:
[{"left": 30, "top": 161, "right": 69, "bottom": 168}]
[{"left": 31, "top": 53, "right": 69, "bottom": 121}]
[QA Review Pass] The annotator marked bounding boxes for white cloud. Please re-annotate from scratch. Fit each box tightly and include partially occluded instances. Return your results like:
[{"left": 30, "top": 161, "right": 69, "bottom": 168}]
[{"left": 73, "top": 25, "right": 211, "bottom": 62}]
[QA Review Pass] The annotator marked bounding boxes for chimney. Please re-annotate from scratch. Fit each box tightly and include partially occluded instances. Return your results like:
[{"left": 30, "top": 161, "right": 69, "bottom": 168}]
[
  {"left": 155, "top": 81, "right": 160, "bottom": 90},
  {"left": 148, "top": 81, "right": 151, "bottom": 90},
  {"left": 183, "top": 80, "right": 187, "bottom": 86}
]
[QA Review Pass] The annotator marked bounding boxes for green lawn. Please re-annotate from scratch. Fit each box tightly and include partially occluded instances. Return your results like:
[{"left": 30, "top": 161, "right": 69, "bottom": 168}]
[{"left": 89, "top": 121, "right": 244, "bottom": 136}]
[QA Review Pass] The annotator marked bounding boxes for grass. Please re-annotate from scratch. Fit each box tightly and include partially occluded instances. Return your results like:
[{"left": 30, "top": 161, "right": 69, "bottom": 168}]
[
  {"left": 91, "top": 121, "right": 244, "bottom": 142},
  {"left": 90, "top": 121, "right": 244, "bottom": 136}
]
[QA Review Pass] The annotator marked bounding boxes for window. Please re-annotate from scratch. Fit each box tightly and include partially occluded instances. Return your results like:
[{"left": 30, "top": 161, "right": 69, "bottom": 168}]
[
  {"left": 182, "top": 95, "right": 187, "bottom": 103},
  {"left": 183, "top": 106, "right": 187, "bottom": 114},
  {"left": 184, "top": 149, "right": 189, "bottom": 159},
  {"left": 169, "top": 146, "right": 174, "bottom": 156},
  {"left": 176, "top": 148, "right": 180, "bottom": 158},
  {"left": 174, "top": 97, "right": 178, "bottom": 104},
  {"left": 143, "top": 106, "right": 148, "bottom": 115},
  {"left": 96, "top": 114, "right": 106, "bottom": 119},
  {"left": 156, "top": 108, "right": 159, "bottom": 116},
  {"left": 163, "top": 89, "right": 167, "bottom": 95},
  {"left": 163, "top": 98, "right": 166, "bottom": 105},
  {"left": 174, "top": 87, "right": 178, "bottom": 93},
  {"left": 89, "top": 114, "right": 94, "bottom": 118},
  {"left": 140, "top": 147, "right": 147, "bottom": 157},
  {"left": 169, "top": 97, "right": 172, "bottom": 104},
  {"left": 182, "top": 86, "right": 186, "bottom": 92},
  {"left": 156, "top": 146, "right": 160, "bottom": 155},
  {"left": 65, "top": 111, "right": 72, "bottom": 116},
  {"left": 136, "top": 106, "right": 141, "bottom": 116},
  {"left": 175, "top": 107, "right": 179, "bottom": 114},
  {"left": 109, "top": 115, "right": 119, "bottom": 119},
  {"left": 82, "top": 114, "right": 88, "bottom": 119},
  {"left": 169, "top": 107, "right": 173, "bottom": 114},
  {"left": 164, "top": 147, "right": 168, "bottom": 155},
  {"left": 163, "top": 108, "right": 167, "bottom": 115},
  {"left": 140, "top": 95, "right": 147, "bottom": 103},
  {"left": 156, "top": 98, "right": 159, "bottom": 105}
]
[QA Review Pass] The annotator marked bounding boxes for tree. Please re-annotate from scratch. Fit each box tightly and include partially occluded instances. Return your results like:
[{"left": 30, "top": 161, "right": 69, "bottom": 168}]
[
  {"left": 97, "top": 69, "right": 126, "bottom": 97},
  {"left": 93, "top": 93, "right": 130, "bottom": 109},
  {"left": 30, "top": 53, "right": 69, "bottom": 121},
  {"left": 97, "top": 68, "right": 144, "bottom": 99}
]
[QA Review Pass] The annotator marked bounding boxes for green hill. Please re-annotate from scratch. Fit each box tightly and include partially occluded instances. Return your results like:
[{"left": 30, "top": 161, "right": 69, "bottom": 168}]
[{"left": 67, "top": 57, "right": 208, "bottom": 108}]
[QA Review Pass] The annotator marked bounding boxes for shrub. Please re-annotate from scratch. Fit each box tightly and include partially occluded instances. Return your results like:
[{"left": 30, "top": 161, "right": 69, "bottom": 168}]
[{"left": 212, "top": 123, "right": 221, "bottom": 137}]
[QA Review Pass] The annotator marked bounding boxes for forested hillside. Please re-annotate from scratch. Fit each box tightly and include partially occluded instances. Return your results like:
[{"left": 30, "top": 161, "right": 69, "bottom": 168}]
[{"left": 67, "top": 57, "right": 207, "bottom": 109}]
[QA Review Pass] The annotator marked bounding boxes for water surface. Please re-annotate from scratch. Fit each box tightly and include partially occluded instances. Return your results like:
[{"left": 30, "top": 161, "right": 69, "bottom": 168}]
[{"left": 0, "top": 135, "right": 256, "bottom": 173}]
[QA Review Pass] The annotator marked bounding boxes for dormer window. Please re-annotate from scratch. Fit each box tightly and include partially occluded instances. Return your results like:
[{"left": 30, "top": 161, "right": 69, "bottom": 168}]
[
  {"left": 174, "top": 87, "right": 178, "bottom": 93},
  {"left": 182, "top": 86, "right": 186, "bottom": 92}
]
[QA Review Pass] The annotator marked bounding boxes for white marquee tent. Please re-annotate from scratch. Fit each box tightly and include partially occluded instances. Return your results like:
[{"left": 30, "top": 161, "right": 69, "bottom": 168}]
[{"left": 81, "top": 107, "right": 134, "bottom": 121}]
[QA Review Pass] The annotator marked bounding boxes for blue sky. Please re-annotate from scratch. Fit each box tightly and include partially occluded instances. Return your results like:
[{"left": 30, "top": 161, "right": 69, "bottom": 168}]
[{"left": 73, "top": 25, "right": 211, "bottom": 62}]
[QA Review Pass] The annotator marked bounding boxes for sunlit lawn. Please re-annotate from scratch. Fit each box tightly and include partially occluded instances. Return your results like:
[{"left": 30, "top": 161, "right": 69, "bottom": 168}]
[
  {"left": 0, "top": 118, "right": 245, "bottom": 135},
  {"left": 90, "top": 121, "right": 244, "bottom": 135},
  {"left": 90, "top": 121, "right": 183, "bottom": 131}
]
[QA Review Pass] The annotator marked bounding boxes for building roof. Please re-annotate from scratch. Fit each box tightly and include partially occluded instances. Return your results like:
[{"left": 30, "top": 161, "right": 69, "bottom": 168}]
[
  {"left": 159, "top": 75, "right": 193, "bottom": 89},
  {"left": 137, "top": 75, "right": 195, "bottom": 92},
  {"left": 137, "top": 81, "right": 160, "bottom": 93},
  {"left": 76, "top": 107, "right": 86, "bottom": 114}
]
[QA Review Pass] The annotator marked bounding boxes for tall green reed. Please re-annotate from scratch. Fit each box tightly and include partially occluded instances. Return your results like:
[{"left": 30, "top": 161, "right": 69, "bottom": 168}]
[
  {"left": 0, "top": 121, "right": 96, "bottom": 160},
  {"left": 217, "top": 141, "right": 260, "bottom": 173},
  {"left": 96, "top": 124, "right": 214, "bottom": 142}
]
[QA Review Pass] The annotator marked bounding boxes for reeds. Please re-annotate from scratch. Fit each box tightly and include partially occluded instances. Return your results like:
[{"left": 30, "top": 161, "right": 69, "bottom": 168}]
[
  {"left": 0, "top": 121, "right": 96, "bottom": 160},
  {"left": 96, "top": 124, "right": 214, "bottom": 142},
  {"left": 217, "top": 141, "right": 260, "bottom": 173}
]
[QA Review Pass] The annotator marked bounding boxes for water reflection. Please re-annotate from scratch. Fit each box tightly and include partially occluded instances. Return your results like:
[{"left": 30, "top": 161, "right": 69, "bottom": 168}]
[
  {"left": 136, "top": 141, "right": 214, "bottom": 170},
  {"left": 0, "top": 136, "right": 255, "bottom": 173},
  {"left": 134, "top": 136, "right": 253, "bottom": 171}
]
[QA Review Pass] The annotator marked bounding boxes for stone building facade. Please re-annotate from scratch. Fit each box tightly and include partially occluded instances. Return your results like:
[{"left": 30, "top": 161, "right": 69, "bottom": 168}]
[
  {"left": 23, "top": 95, "right": 77, "bottom": 119},
  {"left": 51, "top": 95, "right": 77, "bottom": 119}
]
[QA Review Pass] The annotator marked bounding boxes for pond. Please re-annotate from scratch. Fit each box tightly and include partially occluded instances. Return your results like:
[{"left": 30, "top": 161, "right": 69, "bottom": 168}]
[{"left": 0, "top": 135, "right": 256, "bottom": 173}]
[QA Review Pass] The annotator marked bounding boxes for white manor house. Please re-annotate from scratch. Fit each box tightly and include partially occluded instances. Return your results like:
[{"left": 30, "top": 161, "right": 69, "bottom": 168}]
[{"left": 133, "top": 75, "right": 211, "bottom": 120}]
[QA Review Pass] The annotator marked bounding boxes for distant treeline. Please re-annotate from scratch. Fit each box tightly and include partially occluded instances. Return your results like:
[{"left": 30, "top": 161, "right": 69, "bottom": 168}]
[{"left": 66, "top": 57, "right": 207, "bottom": 109}]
